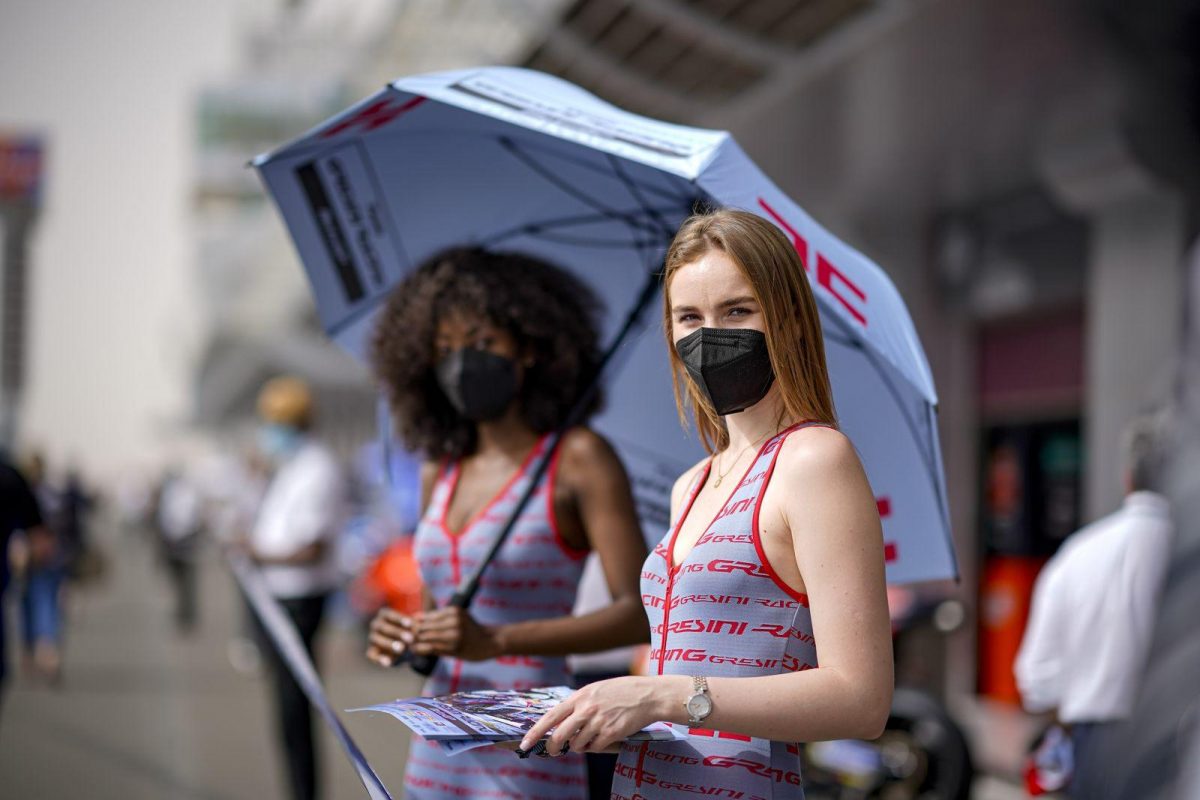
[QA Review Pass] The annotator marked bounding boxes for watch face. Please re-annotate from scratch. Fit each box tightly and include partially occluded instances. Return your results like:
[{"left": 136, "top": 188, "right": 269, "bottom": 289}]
[{"left": 686, "top": 693, "right": 713, "bottom": 719}]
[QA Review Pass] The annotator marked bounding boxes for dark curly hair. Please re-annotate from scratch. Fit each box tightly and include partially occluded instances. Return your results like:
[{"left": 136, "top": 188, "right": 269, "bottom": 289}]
[{"left": 371, "top": 247, "right": 605, "bottom": 460}]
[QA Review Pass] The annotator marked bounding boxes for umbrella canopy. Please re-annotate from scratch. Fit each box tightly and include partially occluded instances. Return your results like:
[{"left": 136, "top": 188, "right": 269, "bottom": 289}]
[{"left": 254, "top": 66, "right": 956, "bottom": 584}]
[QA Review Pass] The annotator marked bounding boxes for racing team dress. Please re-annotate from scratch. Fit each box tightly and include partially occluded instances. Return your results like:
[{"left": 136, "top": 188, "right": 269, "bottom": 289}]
[
  {"left": 611, "top": 422, "right": 827, "bottom": 800},
  {"left": 404, "top": 435, "right": 589, "bottom": 800}
]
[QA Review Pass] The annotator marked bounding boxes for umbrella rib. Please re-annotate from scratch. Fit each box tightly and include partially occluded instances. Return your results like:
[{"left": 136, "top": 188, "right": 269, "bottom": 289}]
[
  {"left": 501, "top": 135, "right": 696, "bottom": 206},
  {"left": 479, "top": 206, "right": 693, "bottom": 250},
  {"left": 607, "top": 153, "right": 684, "bottom": 240},
  {"left": 521, "top": 232, "right": 668, "bottom": 250},
  {"left": 498, "top": 137, "right": 667, "bottom": 239}
]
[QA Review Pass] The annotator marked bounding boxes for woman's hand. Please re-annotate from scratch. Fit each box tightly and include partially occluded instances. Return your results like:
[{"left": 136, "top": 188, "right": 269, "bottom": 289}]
[
  {"left": 407, "top": 607, "right": 501, "bottom": 662},
  {"left": 366, "top": 607, "right": 501, "bottom": 666},
  {"left": 519, "top": 676, "right": 672, "bottom": 755},
  {"left": 366, "top": 607, "right": 415, "bottom": 667}
]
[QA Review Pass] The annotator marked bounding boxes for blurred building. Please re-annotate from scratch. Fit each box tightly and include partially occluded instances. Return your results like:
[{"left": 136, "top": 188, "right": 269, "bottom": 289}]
[
  {"left": 0, "top": 135, "right": 43, "bottom": 450},
  {"left": 521, "top": 0, "right": 1200, "bottom": 778},
  {"left": 190, "top": 0, "right": 570, "bottom": 451}
]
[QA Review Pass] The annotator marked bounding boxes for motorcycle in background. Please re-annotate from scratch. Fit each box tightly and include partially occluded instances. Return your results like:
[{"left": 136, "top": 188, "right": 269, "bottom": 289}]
[{"left": 801, "top": 588, "right": 974, "bottom": 800}]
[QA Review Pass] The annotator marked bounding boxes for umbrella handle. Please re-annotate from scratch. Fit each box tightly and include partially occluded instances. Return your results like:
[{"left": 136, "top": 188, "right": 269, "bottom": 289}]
[{"left": 408, "top": 653, "right": 439, "bottom": 677}]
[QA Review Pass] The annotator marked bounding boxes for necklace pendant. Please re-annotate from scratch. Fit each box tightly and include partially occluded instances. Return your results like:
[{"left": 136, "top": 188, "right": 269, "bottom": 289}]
[{"left": 713, "top": 475, "right": 722, "bottom": 488}]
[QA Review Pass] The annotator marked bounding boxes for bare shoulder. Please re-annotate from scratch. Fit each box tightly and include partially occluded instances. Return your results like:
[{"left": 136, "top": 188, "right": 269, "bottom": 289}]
[
  {"left": 419, "top": 461, "right": 441, "bottom": 513},
  {"left": 774, "top": 424, "right": 865, "bottom": 482},
  {"left": 419, "top": 461, "right": 441, "bottom": 484},
  {"left": 772, "top": 426, "right": 880, "bottom": 547},
  {"left": 559, "top": 427, "right": 622, "bottom": 470},
  {"left": 557, "top": 428, "right": 633, "bottom": 491},
  {"left": 672, "top": 456, "right": 710, "bottom": 504}
]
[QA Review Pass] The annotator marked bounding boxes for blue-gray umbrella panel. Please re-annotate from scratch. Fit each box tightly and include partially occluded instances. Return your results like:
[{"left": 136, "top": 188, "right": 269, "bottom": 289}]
[{"left": 255, "top": 67, "right": 957, "bottom": 584}]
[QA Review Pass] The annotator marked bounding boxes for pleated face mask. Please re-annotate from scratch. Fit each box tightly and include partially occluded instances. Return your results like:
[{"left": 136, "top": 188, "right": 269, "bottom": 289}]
[{"left": 675, "top": 327, "right": 775, "bottom": 416}]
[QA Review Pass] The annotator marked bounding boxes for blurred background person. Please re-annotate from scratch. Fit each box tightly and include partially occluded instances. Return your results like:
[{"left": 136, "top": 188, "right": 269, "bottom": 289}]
[
  {"left": 58, "top": 465, "right": 97, "bottom": 584},
  {"left": 17, "top": 451, "right": 65, "bottom": 685},
  {"left": 245, "top": 375, "right": 347, "bottom": 800},
  {"left": 198, "top": 447, "right": 270, "bottom": 674},
  {"left": 155, "top": 466, "right": 206, "bottom": 634},
  {"left": 1072, "top": 242, "right": 1200, "bottom": 799},
  {"left": 1, "top": 452, "right": 53, "bottom": 711},
  {"left": 1015, "top": 414, "right": 1172, "bottom": 796}
]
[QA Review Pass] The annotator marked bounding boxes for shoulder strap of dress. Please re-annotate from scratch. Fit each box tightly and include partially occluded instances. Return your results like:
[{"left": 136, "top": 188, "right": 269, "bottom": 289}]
[
  {"left": 759, "top": 419, "right": 833, "bottom": 462},
  {"left": 426, "top": 457, "right": 458, "bottom": 519}
]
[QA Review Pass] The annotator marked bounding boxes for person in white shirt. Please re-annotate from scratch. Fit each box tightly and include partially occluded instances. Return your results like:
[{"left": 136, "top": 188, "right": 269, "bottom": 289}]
[
  {"left": 1015, "top": 416, "right": 1173, "bottom": 796},
  {"left": 156, "top": 469, "right": 204, "bottom": 632},
  {"left": 248, "top": 376, "right": 346, "bottom": 800}
]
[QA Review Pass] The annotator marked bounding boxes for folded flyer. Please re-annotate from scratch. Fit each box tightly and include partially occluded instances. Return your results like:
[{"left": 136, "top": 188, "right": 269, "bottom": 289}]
[{"left": 350, "top": 686, "right": 684, "bottom": 755}]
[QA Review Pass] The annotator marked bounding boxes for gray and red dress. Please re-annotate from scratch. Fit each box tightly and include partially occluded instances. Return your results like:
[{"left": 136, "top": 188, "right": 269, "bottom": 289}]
[
  {"left": 611, "top": 422, "right": 825, "bottom": 800},
  {"left": 404, "top": 434, "right": 590, "bottom": 800}
]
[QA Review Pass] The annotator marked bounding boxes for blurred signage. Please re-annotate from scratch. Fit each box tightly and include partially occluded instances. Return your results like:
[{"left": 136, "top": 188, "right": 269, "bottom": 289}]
[{"left": 0, "top": 135, "right": 43, "bottom": 205}]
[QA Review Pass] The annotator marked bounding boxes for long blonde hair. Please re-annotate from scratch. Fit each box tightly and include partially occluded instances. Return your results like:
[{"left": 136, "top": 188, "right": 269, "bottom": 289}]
[{"left": 662, "top": 208, "right": 836, "bottom": 453}]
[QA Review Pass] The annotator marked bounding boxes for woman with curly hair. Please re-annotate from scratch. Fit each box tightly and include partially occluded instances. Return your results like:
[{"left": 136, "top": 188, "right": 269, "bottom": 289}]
[{"left": 365, "top": 247, "right": 650, "bottom": 800}]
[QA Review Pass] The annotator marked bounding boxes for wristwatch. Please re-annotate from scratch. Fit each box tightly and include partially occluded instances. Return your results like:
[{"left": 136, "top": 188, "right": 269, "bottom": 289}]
[{"left": 685, "top": 676, "right": 713, "bottom": 724}]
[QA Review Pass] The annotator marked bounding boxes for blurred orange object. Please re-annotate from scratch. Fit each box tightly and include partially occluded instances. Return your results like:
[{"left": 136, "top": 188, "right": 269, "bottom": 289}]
[
  {"left": 628, "top": 644, "right": 651, "bottom": 676},
  {"left": 978, "top": 555, "right": 1045, "bottom": 704},
  {"left": 363, "top": 539, "right": 424, "bottom": 615}
]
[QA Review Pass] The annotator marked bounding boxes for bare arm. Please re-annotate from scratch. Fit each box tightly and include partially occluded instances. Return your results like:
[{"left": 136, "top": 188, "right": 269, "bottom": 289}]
[
  {"left": 522, "top": 428, "right": 893, "bottom": 751},
  {"left": 485, "top": 428, "right": 649, "bottom": 656}
]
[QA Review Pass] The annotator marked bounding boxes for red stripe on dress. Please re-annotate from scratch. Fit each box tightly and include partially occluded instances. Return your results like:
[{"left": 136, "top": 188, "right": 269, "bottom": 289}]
[
  {"left": 439, "top": 434, "right": 549, "bottom": 538},
  {"left": 748, "top": 423, "right": 829, "bottom": 604},
  {"left": 688, "top": 727, "right": 753, "bottom": 742},
  {"left": 545, "top": 436, "right": 588, "bottom": 560}
]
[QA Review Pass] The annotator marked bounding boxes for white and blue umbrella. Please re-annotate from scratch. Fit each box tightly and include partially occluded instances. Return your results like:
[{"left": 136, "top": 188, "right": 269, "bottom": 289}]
[{"left": 254, "top": 66, "right": 956, "bottom": 584}]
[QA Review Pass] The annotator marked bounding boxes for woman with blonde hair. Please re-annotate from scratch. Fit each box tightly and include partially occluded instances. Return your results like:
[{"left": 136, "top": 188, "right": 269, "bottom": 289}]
[{"left": 521, "top": 209, "right": 893, "bottom": 799}]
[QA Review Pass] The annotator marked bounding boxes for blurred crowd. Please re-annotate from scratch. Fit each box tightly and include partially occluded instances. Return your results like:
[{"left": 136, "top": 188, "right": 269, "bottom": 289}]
[{"left": 0, "top": 449, "right": 96, "bottom": 691}]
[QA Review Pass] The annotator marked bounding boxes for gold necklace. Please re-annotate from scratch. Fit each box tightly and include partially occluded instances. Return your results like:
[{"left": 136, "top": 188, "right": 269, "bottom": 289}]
[{"left": 712, "top": 431, "right": 772, "bottom": 488}]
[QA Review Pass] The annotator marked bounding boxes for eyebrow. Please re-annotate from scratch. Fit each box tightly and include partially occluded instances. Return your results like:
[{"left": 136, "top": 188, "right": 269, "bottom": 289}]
[
  {"left": 670, "top": 296, "right": 758, "bottom": 313},
  {"left": 435, "top": 324, "right": 484, "bottom": 340}
]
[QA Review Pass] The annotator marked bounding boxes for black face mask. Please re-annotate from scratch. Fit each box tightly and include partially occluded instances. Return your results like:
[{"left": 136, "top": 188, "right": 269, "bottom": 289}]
[
  {"left": 435, "top": 349, "right": 519, "bottom": 422},
  {"left": 675, "top": 327, "right": 775, "bottom": 416}
]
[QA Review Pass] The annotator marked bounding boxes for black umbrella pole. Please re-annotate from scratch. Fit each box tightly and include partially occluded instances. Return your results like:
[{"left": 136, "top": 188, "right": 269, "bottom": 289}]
[{"left": 405, "top": 269, "right": 662, "bottom": 677}]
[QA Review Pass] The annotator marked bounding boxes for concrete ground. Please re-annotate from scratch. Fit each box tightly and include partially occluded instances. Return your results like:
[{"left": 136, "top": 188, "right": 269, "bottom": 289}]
[
  {"left": 0, "top": 519, "right": 423, "bottom": 799},
  {"left": 0, "top": 519, "right": 1026, "bottom": 799}
]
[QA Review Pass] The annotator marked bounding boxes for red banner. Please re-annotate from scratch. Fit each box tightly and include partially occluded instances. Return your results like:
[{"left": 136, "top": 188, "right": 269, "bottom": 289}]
[{"left": 0, "top": 136, "right": 44, "bottom": 203}]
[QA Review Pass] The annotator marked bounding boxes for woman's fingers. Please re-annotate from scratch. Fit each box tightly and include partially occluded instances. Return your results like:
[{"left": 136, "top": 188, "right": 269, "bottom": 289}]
[
  {"left": 408, "top": 634, "right": 459, "bottom": 655},
  {"left": 368, "top": 622, "right": 413, "bottom": 655},
  {"left": 366, "top": 609, "right": 417, "bottom": 666},
  {"left": 371, "top": 615, "right": 413, "bottom": 641},
  {"left": 567, "top": 718, "right": 601, "bottom": 754},
  {"left": 414, "top": 610, "right": 459, "bottom": 633},
  {"left": 412, "top": 627, "right": 459, "bottom": 645},
  {"left": 520, "top": 697, "right": 575, "bottom": 751},
  {"left": 368, "top": 631, "right": 406, "bottom": 654},
  {"left": 365, "top": 644, "right": 394, "bottom": 667},
  {"left": 545, "top": 710, "right": 585, "bottom": 756},
  {"left": 379, "top": 608, "right": 414, "bottom": 627}
]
